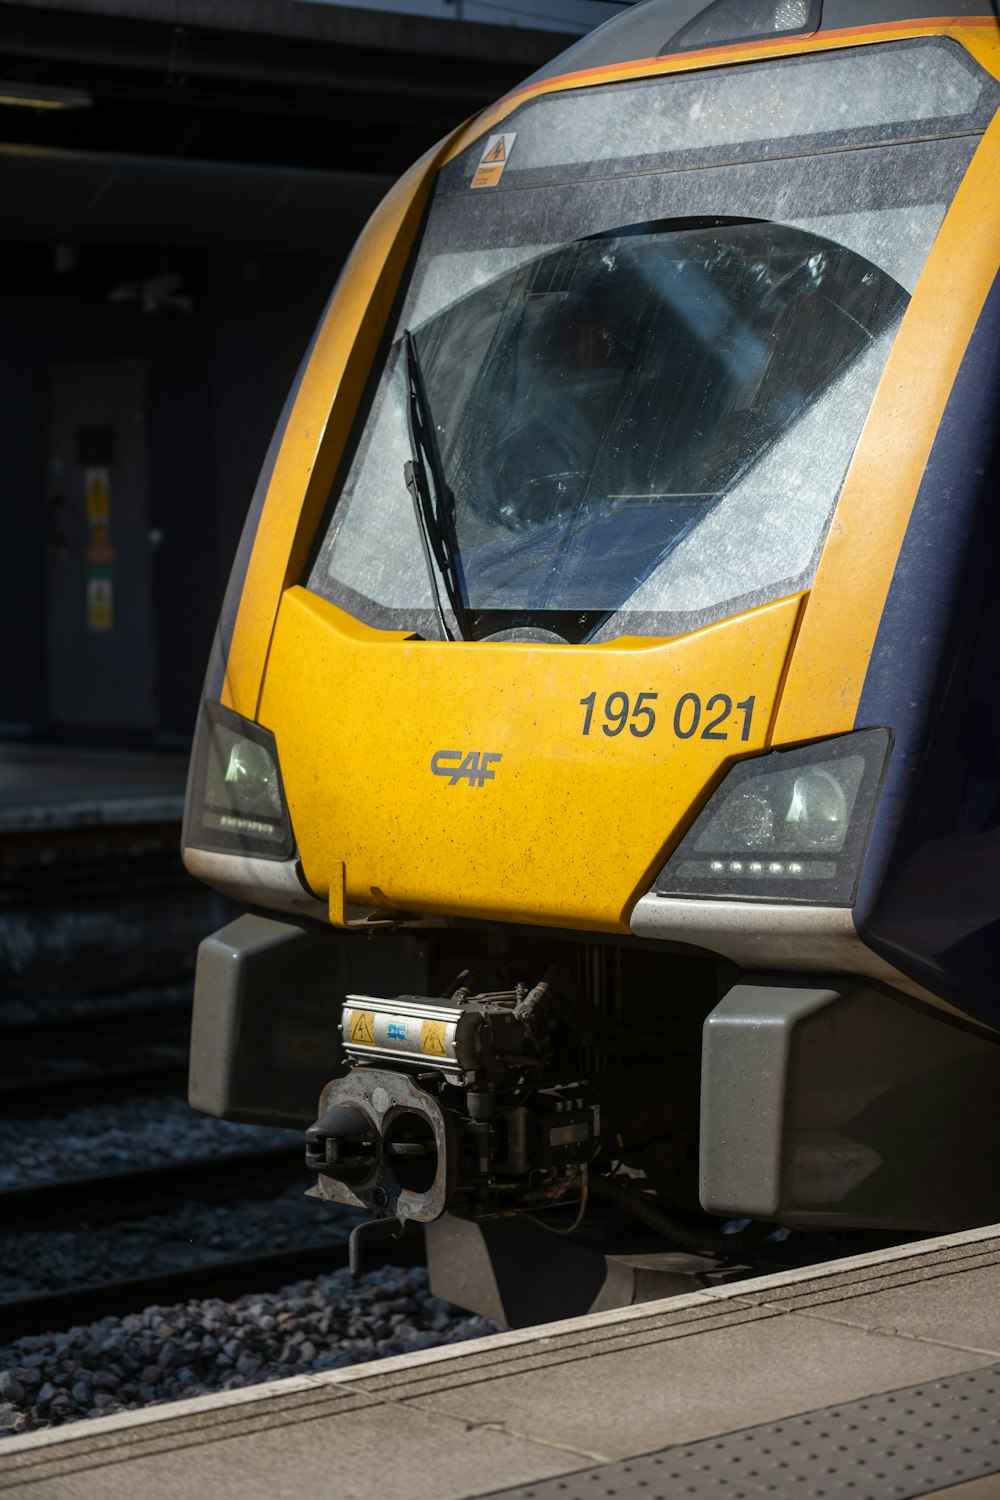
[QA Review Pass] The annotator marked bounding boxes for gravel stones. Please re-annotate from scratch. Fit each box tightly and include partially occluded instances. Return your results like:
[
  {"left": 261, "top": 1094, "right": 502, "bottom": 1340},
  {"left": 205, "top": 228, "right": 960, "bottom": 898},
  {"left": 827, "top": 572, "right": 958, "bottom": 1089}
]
[
  {"left": 0, "top": 991, "right": 497, "bottom": 1440},
  {"left": 0, "top": 1094, "right": 292, "bottom": 1190},
  {"left": 0, "top": 1183, "right": 362, "bottom": 1296},
  {"left": 0, "top": 1266, "right": 496, "bottom": 1437}
]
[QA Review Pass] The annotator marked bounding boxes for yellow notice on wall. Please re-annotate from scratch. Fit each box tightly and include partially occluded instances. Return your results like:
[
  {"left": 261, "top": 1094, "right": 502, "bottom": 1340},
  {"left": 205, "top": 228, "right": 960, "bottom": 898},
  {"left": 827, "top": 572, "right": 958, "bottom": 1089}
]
[
  {"left": 87, "top": 576, "right": 114, "bottom": 632},
  {"left": 85, "top": 466, "right": 111, "bottom": 523},
  {"left": 471, "top": 133, "right": 517, "bottom": 189}
]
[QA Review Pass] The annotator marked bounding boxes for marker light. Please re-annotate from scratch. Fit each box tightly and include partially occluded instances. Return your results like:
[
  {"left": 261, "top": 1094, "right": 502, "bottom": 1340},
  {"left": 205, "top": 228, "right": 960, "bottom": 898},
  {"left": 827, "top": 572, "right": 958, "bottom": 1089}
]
[
  {"left": 774, "top": 0, "right": 811, "bottom": 28},
  {"left": 667, "top": 0, "right": 821, "bottom": 53},
  {"left": 654, "top": 729, "right": 889, "bottom": 906},
  {"left": 183, "top": 701, "right": 294, "bottom": 860}
]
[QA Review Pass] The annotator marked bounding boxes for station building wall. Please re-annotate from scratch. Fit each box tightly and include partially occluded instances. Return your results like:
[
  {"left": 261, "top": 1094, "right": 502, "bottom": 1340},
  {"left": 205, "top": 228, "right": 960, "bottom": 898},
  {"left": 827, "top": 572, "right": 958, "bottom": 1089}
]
[{"left": 0, "top": 242, "right": 333, "bottom": 746}]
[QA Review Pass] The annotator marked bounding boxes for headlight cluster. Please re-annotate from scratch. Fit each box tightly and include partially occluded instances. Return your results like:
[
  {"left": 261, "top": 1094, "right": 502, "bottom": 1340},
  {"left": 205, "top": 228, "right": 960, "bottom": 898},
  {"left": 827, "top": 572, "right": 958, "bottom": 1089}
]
[
  {"left": 183, "top": 701, "right": 293, "bottom": 860},
  {"left": 655, "top": 729, "right": 890, "bottom": 906}
]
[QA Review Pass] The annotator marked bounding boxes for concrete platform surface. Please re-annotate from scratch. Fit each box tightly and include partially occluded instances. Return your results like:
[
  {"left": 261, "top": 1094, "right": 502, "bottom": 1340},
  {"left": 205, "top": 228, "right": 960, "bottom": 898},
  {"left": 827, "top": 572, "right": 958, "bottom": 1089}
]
[
  {"left": 3, "top": 1223, "right": 1000, "bottom": 1500},
  {"left": 0, "top": 744, "right": 187, "bottom": 833}
]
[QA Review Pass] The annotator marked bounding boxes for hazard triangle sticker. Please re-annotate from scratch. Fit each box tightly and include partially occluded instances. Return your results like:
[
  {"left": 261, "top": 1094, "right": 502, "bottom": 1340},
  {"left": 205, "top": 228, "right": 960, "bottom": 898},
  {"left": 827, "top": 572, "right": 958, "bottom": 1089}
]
[{"left": 472, "top": 132, "right": 517, "bottom": 189}]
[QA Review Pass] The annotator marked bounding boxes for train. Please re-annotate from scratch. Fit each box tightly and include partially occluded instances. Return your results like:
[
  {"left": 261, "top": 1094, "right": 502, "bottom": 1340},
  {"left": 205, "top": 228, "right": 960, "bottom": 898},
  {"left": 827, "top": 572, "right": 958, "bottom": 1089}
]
[{"left": 183, "top": 0, "right": 1000, "bottom": 1325}]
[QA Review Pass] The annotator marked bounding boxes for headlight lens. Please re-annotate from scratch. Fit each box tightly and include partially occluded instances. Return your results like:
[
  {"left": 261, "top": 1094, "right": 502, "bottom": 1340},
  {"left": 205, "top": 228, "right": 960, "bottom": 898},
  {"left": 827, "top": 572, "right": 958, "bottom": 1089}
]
[
  {"left": 785, "top": 767, "right": 848, "bottom": 848},
  {"left": 183, "top": 701, "right": 294, "bottom": 860},
  {"left": 219, "top": 738, "right": 283, "bottom": 820},
  {"left": 654, "top": 728, "right": 890, "bottom": 906}
]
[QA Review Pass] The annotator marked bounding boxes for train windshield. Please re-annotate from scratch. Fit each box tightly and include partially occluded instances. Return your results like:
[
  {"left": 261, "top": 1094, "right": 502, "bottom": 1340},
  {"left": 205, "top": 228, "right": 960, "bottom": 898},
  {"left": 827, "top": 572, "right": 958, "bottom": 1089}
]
[
  {"left": 309, "top": 39, "right": 995, "bottom": 642},
  {"left": 402, "top": 223, "right": 904, "bottom": 640}
]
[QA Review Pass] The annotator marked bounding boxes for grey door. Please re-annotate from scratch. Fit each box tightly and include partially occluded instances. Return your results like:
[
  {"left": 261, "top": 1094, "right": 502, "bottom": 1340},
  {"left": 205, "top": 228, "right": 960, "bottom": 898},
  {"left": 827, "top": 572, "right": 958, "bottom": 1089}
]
[{"left": 45, "top": 361, "right": 155, "bottom": 731}]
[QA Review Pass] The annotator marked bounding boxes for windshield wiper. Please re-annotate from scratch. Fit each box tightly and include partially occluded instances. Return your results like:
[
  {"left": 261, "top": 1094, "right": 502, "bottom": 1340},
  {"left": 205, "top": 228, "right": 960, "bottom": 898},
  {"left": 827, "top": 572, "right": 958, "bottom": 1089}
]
[{"left": 402, "top": 329, "right": 470, "bottom": 642}]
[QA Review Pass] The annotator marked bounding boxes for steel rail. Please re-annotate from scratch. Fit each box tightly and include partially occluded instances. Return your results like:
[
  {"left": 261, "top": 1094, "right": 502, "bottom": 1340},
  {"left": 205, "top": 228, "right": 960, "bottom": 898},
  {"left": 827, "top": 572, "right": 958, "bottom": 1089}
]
[
  {"left": 0, "top": 1234, "right": 424, "bottom": 1342},
  {"left": 0, "top": 1059, "right": 190, "bottom": 1114},
  {"left": 0, "top": 994, "right": 192, "bottom": 1053},
  {"left": 0, "top": 1003, "right": 194, "bottom": 1113},
  {"left": 0, "top": 1144, "right": 429, "bottom": 1340},
  {"left": 0, "top": 1144, "right": 307, "bottom": 1228}
]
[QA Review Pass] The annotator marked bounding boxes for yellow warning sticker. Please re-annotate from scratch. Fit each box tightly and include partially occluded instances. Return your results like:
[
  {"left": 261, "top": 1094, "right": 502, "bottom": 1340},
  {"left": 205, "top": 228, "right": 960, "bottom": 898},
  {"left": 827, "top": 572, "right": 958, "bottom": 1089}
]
[
  {"left": 481, "top": 137, "right": 507, "bottom": 164},
  {"left": 421, "top": 1019, "right": 449, "bottom": 1057},
  {"left": 349, "top": 1010, "right": 376, "bottom": 1046},
  {"left": 472, "top": 132, "right": 517, "bottom": 189},
  {"left": 86, "top": 576, "right": 113, "bottom": 632},
  {"left": 85, "top": 467, "right": 111, "bottom": 523}
]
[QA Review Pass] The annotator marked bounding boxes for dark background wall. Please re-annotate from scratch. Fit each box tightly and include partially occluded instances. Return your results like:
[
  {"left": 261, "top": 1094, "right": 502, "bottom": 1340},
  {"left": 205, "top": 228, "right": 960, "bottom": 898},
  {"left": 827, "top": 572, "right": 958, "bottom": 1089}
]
[
  {"left": 0, "top": 0, "right": 575, "bottom": 744},
  {"left": 0, "top": 240, "right": 333, "bottom": 741}
]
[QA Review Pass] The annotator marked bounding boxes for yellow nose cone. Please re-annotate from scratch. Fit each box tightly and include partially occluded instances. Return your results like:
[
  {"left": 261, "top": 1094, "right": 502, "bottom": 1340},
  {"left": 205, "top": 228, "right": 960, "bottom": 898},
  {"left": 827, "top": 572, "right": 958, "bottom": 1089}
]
[{"left": 259, "top": 586, "right": 803, "bottom": 932}]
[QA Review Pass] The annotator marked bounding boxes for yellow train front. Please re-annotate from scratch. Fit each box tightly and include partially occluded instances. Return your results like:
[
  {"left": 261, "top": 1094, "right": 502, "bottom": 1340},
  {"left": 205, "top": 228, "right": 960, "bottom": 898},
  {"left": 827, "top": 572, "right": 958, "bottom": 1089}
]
[{"left": 182, "top": 0, "right": 1000, "bottom": 1320}]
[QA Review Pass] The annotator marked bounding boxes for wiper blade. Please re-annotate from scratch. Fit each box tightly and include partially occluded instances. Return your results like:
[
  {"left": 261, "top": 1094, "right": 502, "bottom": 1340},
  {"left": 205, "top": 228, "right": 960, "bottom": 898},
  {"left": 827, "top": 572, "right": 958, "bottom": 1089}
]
[{"left": 402, "top": 329, "right": 469, "bottom": 643}]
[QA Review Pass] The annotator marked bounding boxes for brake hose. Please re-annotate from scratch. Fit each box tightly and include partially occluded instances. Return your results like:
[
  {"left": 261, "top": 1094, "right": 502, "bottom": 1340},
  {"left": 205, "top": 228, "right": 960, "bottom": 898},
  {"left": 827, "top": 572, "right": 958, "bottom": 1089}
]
[{"left": 589, "top": 1172, "right": 772, "bottom": 1257}]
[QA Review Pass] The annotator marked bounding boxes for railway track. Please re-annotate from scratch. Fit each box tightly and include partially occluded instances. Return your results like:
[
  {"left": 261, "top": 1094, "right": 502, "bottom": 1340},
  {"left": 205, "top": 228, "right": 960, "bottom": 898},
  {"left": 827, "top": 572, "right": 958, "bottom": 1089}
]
[
  {"left": 0, "top": 1144, "right": 305, "bottom": 1227},
  {"left": 0, "top": 978, "right": 383, "bottom": 1340},
  {"left": 0, "top": 1143, "right": 401, "bottom": 1340},
  {"left": 0, "top": 1186, "right": 912, "bottom": 1338},
  {"left": 0, "top": 1232, "right": 424, "bottom": 1342},
  {"left": 0, "top": 991, "right": 914, "bottom": 1345},
  {"left": 0, "top": 993, "right": 192, "bottom": 1112}
]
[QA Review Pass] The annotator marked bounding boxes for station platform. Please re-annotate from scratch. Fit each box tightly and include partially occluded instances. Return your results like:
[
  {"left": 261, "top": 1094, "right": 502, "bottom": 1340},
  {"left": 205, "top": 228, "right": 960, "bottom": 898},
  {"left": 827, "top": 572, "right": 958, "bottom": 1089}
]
[
  {"left": 0, "top": 744, "right": 187, "bottom": 834},
  {"left": 2, "top": 1222, "right": 1000, "bottom": 1500}
]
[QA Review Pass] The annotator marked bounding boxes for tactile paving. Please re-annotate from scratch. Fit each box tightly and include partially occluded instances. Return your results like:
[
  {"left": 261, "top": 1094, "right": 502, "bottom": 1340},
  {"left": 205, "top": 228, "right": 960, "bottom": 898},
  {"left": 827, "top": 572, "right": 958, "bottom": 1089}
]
[{"left": 482, "top": 1362, "right": 1000, "bottom": 1500}]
